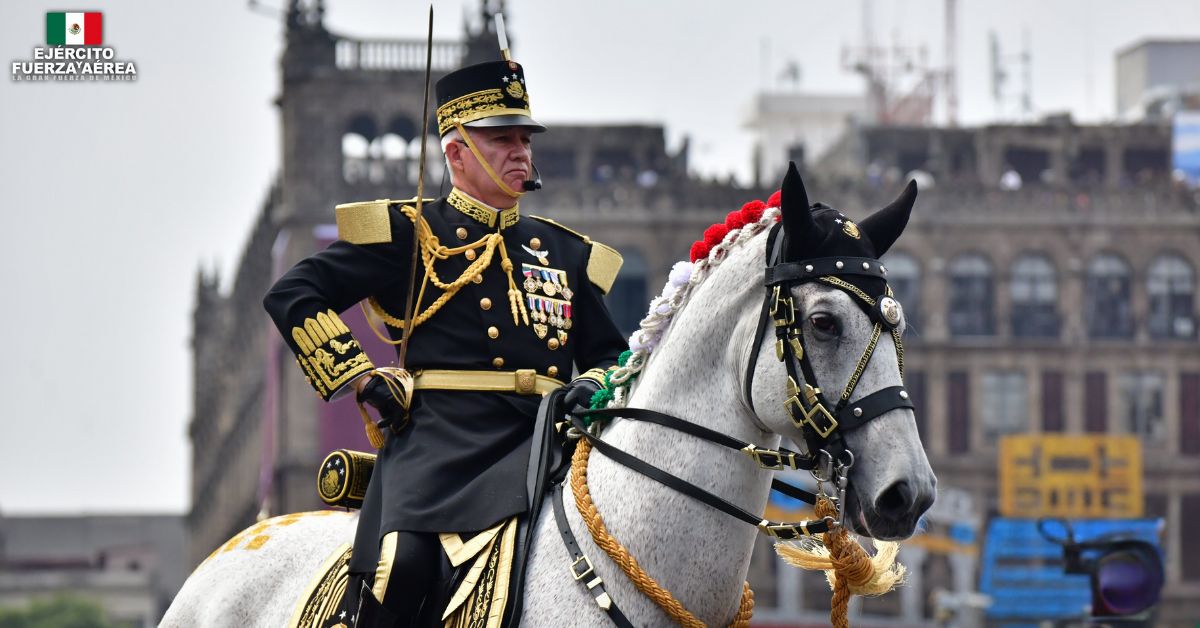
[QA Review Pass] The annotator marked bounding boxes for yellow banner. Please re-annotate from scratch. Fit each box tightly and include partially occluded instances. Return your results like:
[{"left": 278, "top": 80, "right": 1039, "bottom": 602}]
[{"left": 999, "top": 434, "right": 1142, "bottom": 518}]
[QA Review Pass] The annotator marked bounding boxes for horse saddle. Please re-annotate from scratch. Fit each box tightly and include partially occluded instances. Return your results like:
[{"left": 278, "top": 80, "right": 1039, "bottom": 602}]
[{"left": 292, "top": 390, "right": 574, "bottom": 628}]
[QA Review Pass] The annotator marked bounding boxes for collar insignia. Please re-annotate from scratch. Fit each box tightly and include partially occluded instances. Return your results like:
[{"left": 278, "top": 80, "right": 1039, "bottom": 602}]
[{"left": 447, "top": 188, "right": 520, "bottom": 230}]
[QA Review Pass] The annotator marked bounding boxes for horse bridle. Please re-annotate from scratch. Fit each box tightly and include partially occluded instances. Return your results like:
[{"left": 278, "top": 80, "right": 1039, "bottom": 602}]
[
  {"left": 745, "top": 222, "right": 914, "bottom": 494},
  {"left": 562, "top": 220, "right": 913, "bottom": 530},
  {"left": 554, "top": 221, "right": 915, "bottom": 625}
]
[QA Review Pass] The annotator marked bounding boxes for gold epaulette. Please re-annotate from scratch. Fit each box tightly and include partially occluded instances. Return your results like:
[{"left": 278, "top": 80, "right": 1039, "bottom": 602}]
[
  {"left": 529, "top": 215, "right": 624, "bottom": 294},
  {"left": 335, "top": 197, "right": 436, "bottom": 244}
]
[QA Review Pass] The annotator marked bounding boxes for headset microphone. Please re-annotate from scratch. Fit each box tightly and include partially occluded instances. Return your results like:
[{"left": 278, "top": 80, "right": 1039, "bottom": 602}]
[{"left": 522, "top": 162, "right": 543, "bottom": 192}]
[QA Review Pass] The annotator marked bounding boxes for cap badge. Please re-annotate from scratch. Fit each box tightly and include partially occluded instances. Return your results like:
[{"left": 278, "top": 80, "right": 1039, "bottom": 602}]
[{"left": 506, "top": 78, "right": 525, "bottom": 99}]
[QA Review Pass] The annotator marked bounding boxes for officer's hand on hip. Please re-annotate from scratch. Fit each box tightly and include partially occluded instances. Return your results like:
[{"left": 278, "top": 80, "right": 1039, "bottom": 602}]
[{"left": 357, "top": 376, "right": 406, "bottom": 428}]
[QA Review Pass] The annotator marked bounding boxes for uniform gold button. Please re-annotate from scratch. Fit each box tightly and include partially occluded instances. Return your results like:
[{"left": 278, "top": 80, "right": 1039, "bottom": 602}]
[
  {"left": 456, "top": 227, "right": 469, "bottom": 240},
  {"left": 547, "top": 365, "right": 559, "bottom": 377},
  {"left": 480, "top": 297, "right": 492, "bottom": 310},
  {"left": 465, "top": 249, "right": 477, "bottom": 261},
  {"left": 492, "top": 357, "right": 505, "bottom": 368},
  {"left": 472, "top": 274, "right": 483, "bottom": 284},
  {"left": 547, "top": 337, "right": 560, "bottom": 350},
  {"left": 487, "top": 326, "right": 499, "bottom": 339},
  {"left": 530, "top": 237, "right": 541, "bottom": 250}
]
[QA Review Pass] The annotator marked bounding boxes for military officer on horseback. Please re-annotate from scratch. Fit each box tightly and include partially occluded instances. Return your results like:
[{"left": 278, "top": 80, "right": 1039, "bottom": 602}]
[{"left": 263, "top": 56, "right": 627, "bottom": 626}]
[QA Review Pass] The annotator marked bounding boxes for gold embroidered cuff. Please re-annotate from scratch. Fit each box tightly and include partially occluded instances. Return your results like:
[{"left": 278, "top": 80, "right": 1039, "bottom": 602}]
[
  {"left": 576, "top": 368, "right": 608, "bottom": 386},
  {"left": 291, "top": 309, "right": 375, "bottom": 400}
]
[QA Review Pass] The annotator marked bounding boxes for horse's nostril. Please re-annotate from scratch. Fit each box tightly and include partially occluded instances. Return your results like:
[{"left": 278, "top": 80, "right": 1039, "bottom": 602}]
[{"left": 875, "top": 480, "right": 915, "bottom": 518}]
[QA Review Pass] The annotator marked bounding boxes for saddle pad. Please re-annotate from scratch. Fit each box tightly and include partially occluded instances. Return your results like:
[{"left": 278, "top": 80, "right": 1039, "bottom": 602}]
[
  {"left": 440, "top": 517, "right": 518, "bottom": 628},
  {"left": 287, "top": 542, "right": 353, "bottom": 628}
]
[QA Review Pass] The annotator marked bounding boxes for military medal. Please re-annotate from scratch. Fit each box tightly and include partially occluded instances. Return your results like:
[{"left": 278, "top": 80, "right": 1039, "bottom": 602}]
[
  {"left": 534, "top": 323, "right": 548, "bottom": 339},
  {"left": 522, "top": 266, "right": 541, "bottom": 293},
  {"left": 557, "top": 329, "right": 568, "bottom": 345},
  {"left": 561, "top": 285, "right": 573, "bottom": 300}
]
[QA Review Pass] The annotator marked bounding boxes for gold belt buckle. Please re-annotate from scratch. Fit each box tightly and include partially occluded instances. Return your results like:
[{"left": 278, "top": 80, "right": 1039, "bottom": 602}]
[{"left": 514, "top": 369, "right": 537, "bottom": 395}]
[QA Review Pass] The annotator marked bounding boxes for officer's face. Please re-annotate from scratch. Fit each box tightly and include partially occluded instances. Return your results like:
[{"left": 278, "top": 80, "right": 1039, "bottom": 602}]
[{"left": 451, "top": 126, "right": 533, "bottom": 207}]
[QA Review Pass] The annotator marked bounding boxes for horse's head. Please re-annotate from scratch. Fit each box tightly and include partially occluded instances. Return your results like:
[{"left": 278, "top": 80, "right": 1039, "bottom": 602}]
[{"left": 749, "top": 164, "right": 935, "bottom": 540}]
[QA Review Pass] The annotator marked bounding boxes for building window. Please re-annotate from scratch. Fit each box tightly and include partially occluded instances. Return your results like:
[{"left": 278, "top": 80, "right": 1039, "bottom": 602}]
[
  {"left": 882, "top": 251, "right": 920, "bottom": 333},
  {"left": 1148, "top": 253, "right": 1196, "bottom": 340},
  {"left": 605, "top": 249, "right": 648, "bottom": 337},
  {"left": 1085, "top": 254, "right": 1133, "bottom": 339},
  {"left": 948, "top": 371, "right": 970, "bottom": 454},
  {"left": 948, "top": 254, "right": 995, "bottom": 337},
  {"left": 982, "top": 371, "right": 1028, "bottom": 440},
  {"left": 342, "top": 133, "right": 370, "bottom": 184},
  {"left": 1183, "top": 493, "right": 1200, "bottom": 582},
  {"left": 1010, "top": 254, "right": 1058, "bottom": 338},
  {"left": 342, "top": 113, "right": 377, "bottom": 184},
  {"left": 1183, "top": 373, "right": 1200, "bottom": 456},
  {"left": 1042, "top": 371, "right": 1065, "bottom": 432},
  {"left": 1119, "top": 372, "right": 1165, "bottom": 443},
  {"left": 1085, "top": 372, "right": 1108, "bottom": 433}
]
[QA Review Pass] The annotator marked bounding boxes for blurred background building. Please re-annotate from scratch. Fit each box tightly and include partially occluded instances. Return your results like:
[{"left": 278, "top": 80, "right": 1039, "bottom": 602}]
[
  {"left": 180, "top": 0, "right": 1200, "bottom": 626},
  {"left": 0, "top": 513, "right": 185, "bottom": 626}
]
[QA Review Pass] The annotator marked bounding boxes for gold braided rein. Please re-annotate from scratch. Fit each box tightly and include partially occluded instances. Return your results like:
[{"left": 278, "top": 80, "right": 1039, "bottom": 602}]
[{"left": 570, "top": 437, "right": 754, "bottom": 627}]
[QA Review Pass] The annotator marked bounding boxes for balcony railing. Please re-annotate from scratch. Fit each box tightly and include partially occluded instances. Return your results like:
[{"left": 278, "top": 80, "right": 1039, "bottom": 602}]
[{"left": 335, "top": 37, "right": 465, "bottom": 72}]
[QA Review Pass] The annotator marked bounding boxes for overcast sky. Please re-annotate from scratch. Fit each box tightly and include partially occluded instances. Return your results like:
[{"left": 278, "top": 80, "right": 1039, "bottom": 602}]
[{"left": 2, "top": 0, "right": 1198, "bottom": 515}]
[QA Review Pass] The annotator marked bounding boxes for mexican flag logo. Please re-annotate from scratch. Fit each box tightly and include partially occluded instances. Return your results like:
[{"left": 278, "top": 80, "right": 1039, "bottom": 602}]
[{"left": 46, "top": 12, "right": 103, "bottom": 46}]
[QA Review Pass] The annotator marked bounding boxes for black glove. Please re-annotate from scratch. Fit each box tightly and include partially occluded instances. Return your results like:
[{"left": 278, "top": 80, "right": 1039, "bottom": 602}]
[
  {"left": 357, "top": 376, "right": 406, "bottom": 428},
  {"left": 561, "top": 377, "right": 603, "bottom": 413}
]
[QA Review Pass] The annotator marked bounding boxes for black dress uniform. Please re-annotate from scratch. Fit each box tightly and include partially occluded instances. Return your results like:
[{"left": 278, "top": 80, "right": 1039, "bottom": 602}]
[
  {"left": 263, "top": 57, "right": 626, "bottom": 628},
  {"left": 265, "top": 191, "right": 625, "bottom": 531}
]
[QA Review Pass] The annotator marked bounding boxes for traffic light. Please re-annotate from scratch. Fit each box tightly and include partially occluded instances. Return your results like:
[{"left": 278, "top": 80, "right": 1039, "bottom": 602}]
[{"left": 1039, "top": 518, "right": 1165, "bottom": 618}]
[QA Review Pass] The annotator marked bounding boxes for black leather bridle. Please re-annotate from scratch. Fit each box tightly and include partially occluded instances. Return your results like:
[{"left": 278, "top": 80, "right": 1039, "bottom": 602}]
[{"left": 746, "top": 222, "right": 914, "bottom": 469}]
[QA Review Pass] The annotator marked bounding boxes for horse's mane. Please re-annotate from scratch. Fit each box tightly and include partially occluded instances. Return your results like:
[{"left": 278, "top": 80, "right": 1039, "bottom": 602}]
[{"left": 606, "top": 193, "right": 783, "bottom": 408}]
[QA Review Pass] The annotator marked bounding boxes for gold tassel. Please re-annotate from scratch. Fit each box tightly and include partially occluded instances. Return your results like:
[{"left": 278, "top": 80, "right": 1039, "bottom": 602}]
[
  {"left": 497, "top": 239, "right": 529, "bottom": 326},
  {"left": 353, "top": 368, "right": 414, "bottom": 450},
  {"left": 357, "top": 402, "right": 387, "bottom": 449},
  {"left": 775, "top": 537, "right": 905, "bottom": 596}
]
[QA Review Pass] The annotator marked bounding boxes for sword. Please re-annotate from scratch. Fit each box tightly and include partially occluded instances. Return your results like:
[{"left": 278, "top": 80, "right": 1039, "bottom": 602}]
[
  {"left": 495, "top": 13, "right": 511, "bottom": 61},
  {"left": 398, "top": 4, "right": 434, "bottom": 370}
]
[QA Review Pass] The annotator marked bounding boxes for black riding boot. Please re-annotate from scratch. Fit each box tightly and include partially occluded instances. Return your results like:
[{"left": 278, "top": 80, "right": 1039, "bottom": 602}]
[{"left": 353, "top": 581, "right": 401, "bottom": 628}]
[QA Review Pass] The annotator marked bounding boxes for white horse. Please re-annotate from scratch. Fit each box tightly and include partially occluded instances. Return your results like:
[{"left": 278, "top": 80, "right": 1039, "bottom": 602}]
[{"left": 164, "top": 170, "right": 935, "bottom": 627}]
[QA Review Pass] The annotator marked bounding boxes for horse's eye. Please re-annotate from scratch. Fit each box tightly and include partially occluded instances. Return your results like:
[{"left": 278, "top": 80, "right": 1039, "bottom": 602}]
[{"left": 809, "top": 313, "right": 840, "bottom": 337}]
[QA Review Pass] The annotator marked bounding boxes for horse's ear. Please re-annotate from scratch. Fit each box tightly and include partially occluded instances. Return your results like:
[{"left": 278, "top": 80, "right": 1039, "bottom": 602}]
[
  {"left": 859, "top": 179, "right": 918, "bottom": 257},
  {"left": 781, "top": 162, "right": 818, "bottom": 257}
]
